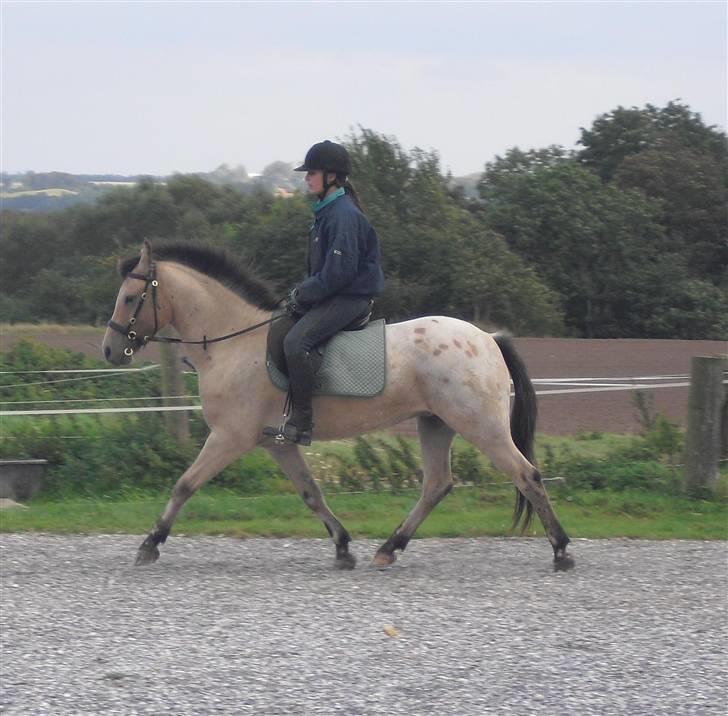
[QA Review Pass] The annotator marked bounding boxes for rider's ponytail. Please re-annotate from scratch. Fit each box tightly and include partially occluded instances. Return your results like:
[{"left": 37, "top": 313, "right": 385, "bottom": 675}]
[{"left": 335, "top": 173, "right": 365, "bottom": 214}]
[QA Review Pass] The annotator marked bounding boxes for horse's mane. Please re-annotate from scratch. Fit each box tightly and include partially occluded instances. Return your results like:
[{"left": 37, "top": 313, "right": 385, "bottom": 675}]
[{"left": 119, "top": 241, "right": 281, "bottom": 311}]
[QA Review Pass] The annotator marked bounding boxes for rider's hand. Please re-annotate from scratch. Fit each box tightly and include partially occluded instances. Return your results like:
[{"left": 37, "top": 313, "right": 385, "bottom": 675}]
[{"left": 284, "top": 288, "right": 306, "bottom": 315}]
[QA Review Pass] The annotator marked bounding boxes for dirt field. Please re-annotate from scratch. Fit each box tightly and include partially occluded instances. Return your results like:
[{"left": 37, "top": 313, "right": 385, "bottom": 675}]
[
  {"left": 512, "top": 337, "right": 726, "bottom": 435},
  {"left": 1, "top": 326, "right": 725, "bottom": 435}
]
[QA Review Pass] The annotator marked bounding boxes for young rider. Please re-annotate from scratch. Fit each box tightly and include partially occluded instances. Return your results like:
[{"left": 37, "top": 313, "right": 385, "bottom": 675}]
[{"left": 265, "top": 140, "right": 385, "bottom": 445}]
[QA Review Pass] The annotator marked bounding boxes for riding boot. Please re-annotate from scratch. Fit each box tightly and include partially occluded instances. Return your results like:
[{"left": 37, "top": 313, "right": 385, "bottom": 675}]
[{"left": 281, "top": 350, "right": 320, "bottom": 445}]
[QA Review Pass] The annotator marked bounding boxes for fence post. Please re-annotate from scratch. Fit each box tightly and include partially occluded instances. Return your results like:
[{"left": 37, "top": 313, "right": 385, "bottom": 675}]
[
  {"left": 159, "top": 342, "right": 190, "bottom": 446},
  {"left": 684, "top": 355, "right": 727, "bottom": 496}
]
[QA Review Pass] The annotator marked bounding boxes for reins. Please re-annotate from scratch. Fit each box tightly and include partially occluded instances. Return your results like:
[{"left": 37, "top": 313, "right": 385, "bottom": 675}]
[
  {"left": 147, "top": 315, "right": 283, "bottom": 350},
  {"left": 107, "top": 262, "right": 284, "bottom": 357}
]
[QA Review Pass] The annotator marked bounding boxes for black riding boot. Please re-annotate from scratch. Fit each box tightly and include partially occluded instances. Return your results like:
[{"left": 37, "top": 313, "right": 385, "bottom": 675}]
[{"left": 281, "top": 350, "right": 320, "bottom": 445}]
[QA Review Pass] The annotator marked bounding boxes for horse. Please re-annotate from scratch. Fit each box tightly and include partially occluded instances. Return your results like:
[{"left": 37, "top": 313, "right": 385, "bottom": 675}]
[{"left": 102, "top": 240, "right": 574, "bottom": 571}]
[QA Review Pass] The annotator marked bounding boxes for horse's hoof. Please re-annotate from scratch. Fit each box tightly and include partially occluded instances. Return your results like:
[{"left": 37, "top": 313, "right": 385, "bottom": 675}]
[
  {"left": 335, "top": 552, "right": 357, "bottom": 570},
  {"left": 553, "top": 551, "right": 575, "bottom": 572},
  {"left": 371, "top": 551, "right": 396, "bottom": 568},
  {"left": 135, "top": 545, "right": 160, "bottom": 566}
]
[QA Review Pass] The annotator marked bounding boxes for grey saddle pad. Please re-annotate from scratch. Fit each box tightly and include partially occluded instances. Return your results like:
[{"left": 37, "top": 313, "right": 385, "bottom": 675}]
[{"left": 266, "top": 319, "right": 386, "bottom": 397}]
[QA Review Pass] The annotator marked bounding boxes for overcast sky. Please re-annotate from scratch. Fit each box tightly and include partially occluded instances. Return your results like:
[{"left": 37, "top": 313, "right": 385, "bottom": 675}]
[{"left": 2, "top": 1, "right": 726, "bottom": 177}]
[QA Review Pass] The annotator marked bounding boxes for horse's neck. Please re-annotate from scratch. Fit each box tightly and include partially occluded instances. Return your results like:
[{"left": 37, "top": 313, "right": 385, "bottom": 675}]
[{"left": 161, "top": 263, "right": 269, "bottom": 364}]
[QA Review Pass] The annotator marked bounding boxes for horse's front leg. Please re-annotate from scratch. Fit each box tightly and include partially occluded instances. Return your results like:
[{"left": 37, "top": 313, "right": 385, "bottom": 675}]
[
  {"left": 136, "top": 430, "right": 252, "bottom": 565},
  {"left": 266, "top": 442, "right": 356, "bottom": 570}
]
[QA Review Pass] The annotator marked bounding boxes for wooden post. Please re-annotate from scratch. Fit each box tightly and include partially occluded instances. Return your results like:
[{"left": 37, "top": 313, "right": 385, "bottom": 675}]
[
  {"left": 684, "top": 356, "right": 727, "bottom": 496},
  {"left": 159, "top": 342, "right": 190, "bottom": 446}
]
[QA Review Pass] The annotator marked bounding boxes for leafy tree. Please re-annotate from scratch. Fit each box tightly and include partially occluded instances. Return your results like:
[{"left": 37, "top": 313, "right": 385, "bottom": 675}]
[
  {"left": 613, "top": 140, "right": 727, "bottom": 282},
  {"left": 480, "top": 159, "right": 672, "bottom": 337},
  {"left": 578, "top": 100, "right": 727, "bottom": 181},
  {"left": 578, "top": 101, "right": 727, "bottom": 291}
]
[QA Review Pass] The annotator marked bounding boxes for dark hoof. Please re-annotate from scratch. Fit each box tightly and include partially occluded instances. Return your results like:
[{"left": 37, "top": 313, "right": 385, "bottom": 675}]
[
  {"left": 553, "top": 550, "right": 575, "bottom": 572},
  {"left": 135, "top": 545, "right": 160, "bottom": 566},
  {"left": 335, "top": 552, "right": 357, "bottom": 570}
]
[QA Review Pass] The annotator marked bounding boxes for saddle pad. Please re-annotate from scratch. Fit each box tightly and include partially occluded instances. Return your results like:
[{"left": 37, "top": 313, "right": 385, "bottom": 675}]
[{"left": 266, "top": 319, "right": 386, "bottom": 397}]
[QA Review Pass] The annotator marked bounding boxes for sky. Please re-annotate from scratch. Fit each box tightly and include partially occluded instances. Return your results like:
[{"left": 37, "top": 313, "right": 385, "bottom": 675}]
[{"left": 2, "top": 1, "right": 726, "bottom": 177}]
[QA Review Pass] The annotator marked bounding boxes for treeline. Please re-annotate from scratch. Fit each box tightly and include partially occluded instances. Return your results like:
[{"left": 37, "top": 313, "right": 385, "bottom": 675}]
[{"left": 1, "top": 101, "right": 726, "bottom": 338}]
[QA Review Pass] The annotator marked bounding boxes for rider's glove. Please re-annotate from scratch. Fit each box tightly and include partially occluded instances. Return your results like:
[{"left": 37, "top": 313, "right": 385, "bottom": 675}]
[{"left": 284, "top": 288, "right": 306, "bottom": 316}]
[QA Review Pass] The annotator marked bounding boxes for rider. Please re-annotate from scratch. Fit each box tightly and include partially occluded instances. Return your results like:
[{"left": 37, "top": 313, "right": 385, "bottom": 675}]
[{"left": 266, "top": 140, "right": 385, "bottom": 445}]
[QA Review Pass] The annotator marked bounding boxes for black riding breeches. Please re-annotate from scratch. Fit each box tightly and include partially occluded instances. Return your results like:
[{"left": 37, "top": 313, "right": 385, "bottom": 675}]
[
  {"left": 284, "top": 294, "right": 373, "bottom": 361},
  {"left": 265, "top": 294, "right": 372, "bottom": 433}
]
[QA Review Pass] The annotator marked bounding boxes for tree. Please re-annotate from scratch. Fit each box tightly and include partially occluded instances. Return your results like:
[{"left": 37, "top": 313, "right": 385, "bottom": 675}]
[
  {"left": 578, "top": 100, "right": 727, "bottom": 181},
  {"left": 480, "top": 160, "right": 673, "bottom": 337},
  {"left": 613, "top": 140, "right": 728, "bottom": 282},
  {"left": 344, "top": 129, "right": 564, "bottom": 331}
]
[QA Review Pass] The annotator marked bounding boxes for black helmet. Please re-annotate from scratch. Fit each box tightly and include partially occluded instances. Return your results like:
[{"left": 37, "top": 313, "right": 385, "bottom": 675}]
[{"left": 295, "top": 140, "right": 352, "bottom": 174}]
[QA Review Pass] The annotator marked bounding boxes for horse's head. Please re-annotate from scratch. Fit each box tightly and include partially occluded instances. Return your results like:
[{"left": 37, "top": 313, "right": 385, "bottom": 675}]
[{"left": 102, "top": 240, "right": 170, "bottom": 365}]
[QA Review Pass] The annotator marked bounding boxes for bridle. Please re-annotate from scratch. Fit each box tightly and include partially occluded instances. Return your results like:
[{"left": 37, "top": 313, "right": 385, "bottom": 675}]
[
  {"left": 107, "top": 264, "right": 161, "bottom": 357},
  {"left": 107, "top": 261, "right": 284, "bottom": 357}
]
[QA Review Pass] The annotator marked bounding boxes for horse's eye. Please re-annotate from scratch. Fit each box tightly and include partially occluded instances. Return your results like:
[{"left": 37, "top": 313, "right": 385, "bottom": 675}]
[{"left": 125, "top": 295, "right": 135, "bottom": 305}]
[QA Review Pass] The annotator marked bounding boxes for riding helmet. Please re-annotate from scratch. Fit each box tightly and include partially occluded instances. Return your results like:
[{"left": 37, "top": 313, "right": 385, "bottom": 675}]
[{"left": 295, "top": 140, "right": 352, "bottom": 175}]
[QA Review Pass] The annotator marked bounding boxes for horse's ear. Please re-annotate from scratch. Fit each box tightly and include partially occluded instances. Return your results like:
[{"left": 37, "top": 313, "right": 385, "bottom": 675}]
[{"left": 139, "top": 239, "right": 153, "bottom": 270}]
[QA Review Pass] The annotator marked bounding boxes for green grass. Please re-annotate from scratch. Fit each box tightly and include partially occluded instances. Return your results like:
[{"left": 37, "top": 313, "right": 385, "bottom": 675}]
[{"left": 1, "top": 487, "right": 725, "bottom": 541}]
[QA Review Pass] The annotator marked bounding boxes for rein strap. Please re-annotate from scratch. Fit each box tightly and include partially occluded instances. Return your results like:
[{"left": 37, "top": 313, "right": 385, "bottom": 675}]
[{"left": 145, "top": 315, "right": 283, "bottom": 348}]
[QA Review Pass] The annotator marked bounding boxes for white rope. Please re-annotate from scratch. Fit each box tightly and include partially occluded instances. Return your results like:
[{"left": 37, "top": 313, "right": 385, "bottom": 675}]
[
  {"left": 0, "top": 395, "right": 200, "bottom": 406},
  {"left": 0, "top": 365, "right": 161, "bottom": 389},
  {"left": 532, "top": 374, "right": 690, "bottom": 383},
  {"left": 0, "top": 365, "right": 161, "bottom": 375},
  {"left": 0, "top": 405, "right": 202, "bottom": 416},
  {"left": 533, "top": 381, "right": 694, "bottom": 396}
]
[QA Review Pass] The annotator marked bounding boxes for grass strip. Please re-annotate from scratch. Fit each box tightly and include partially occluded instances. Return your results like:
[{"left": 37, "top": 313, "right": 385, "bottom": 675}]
[{"left": 1, "top": 488, "right": 725, "bottom": 541}]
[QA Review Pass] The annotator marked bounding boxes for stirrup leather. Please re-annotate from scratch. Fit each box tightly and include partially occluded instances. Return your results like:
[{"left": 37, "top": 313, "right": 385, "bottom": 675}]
[{"left": 262, "top": 390, "right": 313, "bottom": 445}]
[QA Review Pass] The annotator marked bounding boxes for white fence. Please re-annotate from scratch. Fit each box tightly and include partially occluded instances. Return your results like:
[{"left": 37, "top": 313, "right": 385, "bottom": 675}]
[{"left": 0, "top": 365, "right": 702, "bottom": 417}]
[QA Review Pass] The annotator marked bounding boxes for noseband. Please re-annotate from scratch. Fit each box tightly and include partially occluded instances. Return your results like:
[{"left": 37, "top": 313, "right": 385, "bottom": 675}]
[{"left": 107, "top": 264, "right": 160, "bottom": 357}]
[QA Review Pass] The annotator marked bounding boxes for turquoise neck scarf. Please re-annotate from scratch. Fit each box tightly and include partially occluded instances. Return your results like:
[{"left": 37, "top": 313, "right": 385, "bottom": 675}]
[{"left": 313, "top": 187, "right": 345, "bottom": 213}]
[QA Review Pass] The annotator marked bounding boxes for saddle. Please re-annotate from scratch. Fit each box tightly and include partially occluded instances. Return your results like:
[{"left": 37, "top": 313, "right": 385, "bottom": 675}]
[{"left": 266, "top": 311, "right": 386, "bottom": 398}]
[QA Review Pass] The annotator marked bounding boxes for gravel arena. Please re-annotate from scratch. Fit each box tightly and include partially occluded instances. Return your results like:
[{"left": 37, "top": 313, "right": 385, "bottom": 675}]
[{"left": 1, "top": 334, "right": 726, "bottom": 715}]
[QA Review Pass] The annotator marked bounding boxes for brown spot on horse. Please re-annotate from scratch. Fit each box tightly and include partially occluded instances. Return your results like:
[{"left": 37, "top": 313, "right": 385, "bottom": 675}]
[
  {"left": 453, "top": 339, "right": 462, "bottom": 349},
  {"left": 415, "top": 327, "right": 426, "bottom": 335},
  {"left": 438, "top": 344, "right": 449, "bottom": 350},
  {"left": 433, "top": 349, "right": 442, "bottom": 356},
  {"left": 467, "top": 342, "right": 479, "bottom": 357}
]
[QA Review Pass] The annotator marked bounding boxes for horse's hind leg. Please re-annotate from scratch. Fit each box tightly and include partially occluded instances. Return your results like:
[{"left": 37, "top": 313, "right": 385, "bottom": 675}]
[
  {"left": 372, "top": 415, "right": 456, "bottom": 567},
  {"left": 469, "top": 432, "right": 573, "bottom": 570},
  {"left": 136, "top": 430, "right": 252, "bottom": 565},
  {"left": 266, "top": 442, "right": 356, "bottom": 570}
]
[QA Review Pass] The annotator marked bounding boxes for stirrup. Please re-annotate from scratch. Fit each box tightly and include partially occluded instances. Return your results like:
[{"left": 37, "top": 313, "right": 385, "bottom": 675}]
[
  {"left": 262, "top": 424, "right": 288, "bottom": 445},
  {"left": 262, "top": 422, "right": 313, "bottom": 446},
  {"left": 282, "top": 422, "right": 312, "bottom": 446}
]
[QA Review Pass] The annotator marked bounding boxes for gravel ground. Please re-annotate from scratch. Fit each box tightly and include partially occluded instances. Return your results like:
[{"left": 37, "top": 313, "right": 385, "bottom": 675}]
[{"left": 1, "top": 535, "right": 726, "bottom": 716}]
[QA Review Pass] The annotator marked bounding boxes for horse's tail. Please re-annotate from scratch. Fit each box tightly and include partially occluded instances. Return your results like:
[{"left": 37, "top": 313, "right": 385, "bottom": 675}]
[{"left": 492, "top": 332, "right": 536, "bottom": 533}]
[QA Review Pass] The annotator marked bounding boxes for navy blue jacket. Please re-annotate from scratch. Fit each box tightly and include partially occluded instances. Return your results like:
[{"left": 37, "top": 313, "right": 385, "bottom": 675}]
[{"left": 295, "top": 192, "right": 385, "bottom": 306}]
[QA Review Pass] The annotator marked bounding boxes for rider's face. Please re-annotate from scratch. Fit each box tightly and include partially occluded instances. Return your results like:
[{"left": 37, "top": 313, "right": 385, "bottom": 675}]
[{"left": 305, "top": 170, "right": 331, "bottom": 195}]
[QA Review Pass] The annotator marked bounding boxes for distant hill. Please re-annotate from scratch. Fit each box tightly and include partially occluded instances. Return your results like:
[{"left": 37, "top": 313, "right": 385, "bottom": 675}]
[
  {"left": 0, "top": 171, "right": 162, "bottom": 212},
  {"left": 1, "top": 165, "right": 481, "bottom": 212}
]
